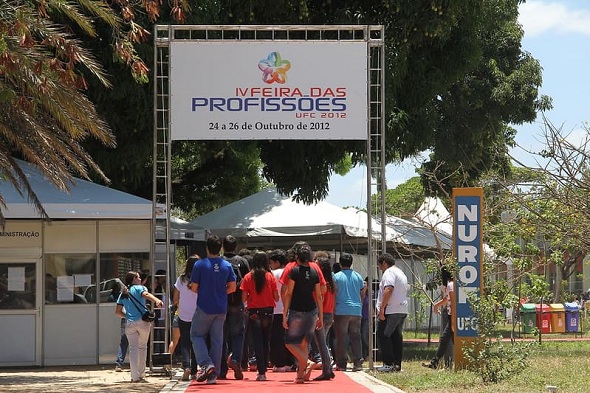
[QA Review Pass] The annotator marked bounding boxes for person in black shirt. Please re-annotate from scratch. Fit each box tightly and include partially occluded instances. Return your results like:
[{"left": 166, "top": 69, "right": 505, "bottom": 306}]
[{"left": 282, "top": 245, "right": 323, "bottom": 384}]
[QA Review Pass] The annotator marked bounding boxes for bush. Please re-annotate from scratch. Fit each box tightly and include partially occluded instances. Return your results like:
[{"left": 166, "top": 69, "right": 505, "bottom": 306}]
[
  {"left": 463, "top": 338, "right": 533, "bottom": 383},
  {"left": 463, "top": 278, "right": 534, "bottom": 383}
]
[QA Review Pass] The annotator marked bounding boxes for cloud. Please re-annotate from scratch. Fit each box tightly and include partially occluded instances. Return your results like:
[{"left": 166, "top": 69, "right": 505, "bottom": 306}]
[{"left": 519, "top": 1, "right": 590, "bottom": 37}]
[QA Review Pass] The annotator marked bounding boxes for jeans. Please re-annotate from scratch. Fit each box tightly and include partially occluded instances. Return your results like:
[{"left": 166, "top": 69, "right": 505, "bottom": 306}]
[
  {"left": 333, "top": 314, "right": 362, "bottom": 369},
  {"left": 269, "top": 314, "right": 293, "bottom": 367},
  {"left": 434, "top": 311, "right": 453, "bottom": 363},
  {"left": 116, "top": 318, "right": 128, "bottom": 367},
  {"left": 179, "top": 318, "right": 197, "bottom": 374},
  {"left": 360, "top": 317, "right": 369, "bottom": 360},
  {"left": 247, "top": 307, "right": 274, "bottom": 375},
  {"left": 125, "top": 319, "right": 151, "bottom": 381},
  {"left": 221, "top": 304, "right": 246, "bottom": 377},
  {"left": 285, "top": 309, "right": 318, "bottom": 344},
  {"left": 314, "top": 312, "right": 334, "bottom": 374},
  {"left": 191, "top": 307, "right": 226, "bottom": 375},
  {"left": 377, "top": 313, "right": 406, "bottom": 368}
]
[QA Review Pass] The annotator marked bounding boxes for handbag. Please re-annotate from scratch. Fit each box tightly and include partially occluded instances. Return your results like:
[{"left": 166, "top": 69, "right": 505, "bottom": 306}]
[{"left": 128, "top": 289, "right": 156, "bottom": 322}]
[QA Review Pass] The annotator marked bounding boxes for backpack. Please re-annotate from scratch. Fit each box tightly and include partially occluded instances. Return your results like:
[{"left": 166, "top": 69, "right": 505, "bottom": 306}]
[{"left": 225, "top": 255, "right": 249, "bottom": 306}]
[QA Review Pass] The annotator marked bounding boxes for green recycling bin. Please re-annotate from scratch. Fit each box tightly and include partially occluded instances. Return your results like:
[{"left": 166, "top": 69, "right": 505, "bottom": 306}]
[{"left": 520, "top": 303, "right": 536, "bottom": 333}]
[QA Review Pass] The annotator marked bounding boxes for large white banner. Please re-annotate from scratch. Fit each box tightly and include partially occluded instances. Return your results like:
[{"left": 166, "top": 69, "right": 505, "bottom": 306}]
[{"left": 170, "top": 41, "right": 367, "bottom": 140}]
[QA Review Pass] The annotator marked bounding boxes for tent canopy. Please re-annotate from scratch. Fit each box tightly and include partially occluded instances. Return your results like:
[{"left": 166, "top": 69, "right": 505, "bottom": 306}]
[
  {"left": 191, "top": 188, "right": 395, "bottom": 236},
  {"left": 387, "top": 215, "right": 452, "bottom": 250},
  {"left": 190, "top": 188, "right": 449, "bottom": 253},
  {"left": 0, "top": 160, "right": 153, "bottom": 219},
  {"left": 0, "top": 160, "right": 209, "bottom": 241},
  {"left": 414, "top": 197, "right": 453, "bottom": 236},
  {"left": 156, "top": 216, "right": 209, "bottom": 242}
]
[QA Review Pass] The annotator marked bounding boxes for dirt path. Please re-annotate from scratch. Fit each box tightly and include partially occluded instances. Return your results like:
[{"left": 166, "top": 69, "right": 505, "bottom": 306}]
[{"left": 0, "top": 365, "right": 170, "bottom": 393}]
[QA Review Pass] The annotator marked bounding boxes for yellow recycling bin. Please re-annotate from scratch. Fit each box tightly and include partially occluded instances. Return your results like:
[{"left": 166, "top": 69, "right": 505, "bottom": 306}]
[{"left": 549, "top": 303, "right": 565, "bottom": 333}]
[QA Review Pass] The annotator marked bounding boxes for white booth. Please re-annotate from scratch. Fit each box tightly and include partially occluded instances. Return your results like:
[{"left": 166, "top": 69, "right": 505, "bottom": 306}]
[{"left": 0, "top": 161, "right": 153, "bottom": 367}]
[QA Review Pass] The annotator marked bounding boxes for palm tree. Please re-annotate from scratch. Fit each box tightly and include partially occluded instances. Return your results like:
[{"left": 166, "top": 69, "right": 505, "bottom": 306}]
[{"left": 0, "top": 0, "right": 186, "bottom": 223}]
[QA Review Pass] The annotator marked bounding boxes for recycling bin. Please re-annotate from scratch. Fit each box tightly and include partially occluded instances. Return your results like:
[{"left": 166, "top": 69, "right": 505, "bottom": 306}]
[
  {"left": 535, "top": 304, "right": 551, "bottom": 333},
  {"left": 520, "top": 303, "right": 536, "bottom": 333},
  {"left": 564, "top": 302, "right": 580, "bottom": 332},
  {"left": 549, "top": 303, "right": 565, "bottom": 333}
]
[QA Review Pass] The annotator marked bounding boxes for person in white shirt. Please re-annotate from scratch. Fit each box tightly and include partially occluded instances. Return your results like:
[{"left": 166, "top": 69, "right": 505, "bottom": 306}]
[
  {"left": 171, "top": 255, "right": 199, "bottom": 380},
  {"left": 375, "top": 253, "right": 408, "bottom": 373}
]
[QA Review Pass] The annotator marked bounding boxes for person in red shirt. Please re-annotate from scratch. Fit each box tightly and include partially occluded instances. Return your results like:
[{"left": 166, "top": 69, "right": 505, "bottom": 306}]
[
  {"left": 241, "top": 251, "right": 279, "bottom": 381},
  {"left": 312, "top": 252, "right": 336, "bottom": 381}
]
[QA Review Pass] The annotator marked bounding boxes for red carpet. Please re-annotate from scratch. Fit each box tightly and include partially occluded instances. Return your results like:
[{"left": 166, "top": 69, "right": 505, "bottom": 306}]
[{"left": 184, "top": 369, "right": 374, "bottom": 392}]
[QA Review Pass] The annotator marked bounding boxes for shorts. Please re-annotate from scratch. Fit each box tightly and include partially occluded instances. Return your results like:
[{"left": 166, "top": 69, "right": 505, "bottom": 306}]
[{"left": 284, "top": 309, "right": 318, "bottom": 345}]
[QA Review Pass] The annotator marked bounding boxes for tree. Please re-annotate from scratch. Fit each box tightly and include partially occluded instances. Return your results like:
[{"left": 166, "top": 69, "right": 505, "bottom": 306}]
[
  {"left": 382, "top": 176, "right": 427, "bottom": 218},
  {"left": 500, "top": 117, "right": 590, "bottom": 301},
  {"left": 0, "top": 0, "right": 186, "bottom": 221},
  {"left": 484, "top": 119, "right": 590, "bottom": 302},
  {"left": 420, "top": 1, "right": 552, "bottom": 193},
  {"left": 4, "top": 1, "right": 546, "bottom": 219},
  {"left": 79, "top": 1, "right": 549, "bottom": 213}
]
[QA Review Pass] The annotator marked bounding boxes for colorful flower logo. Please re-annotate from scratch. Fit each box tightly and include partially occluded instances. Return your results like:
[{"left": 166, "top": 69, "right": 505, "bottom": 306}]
[{"left": 258, "top": 52, "right": 291, "bottom": 84}]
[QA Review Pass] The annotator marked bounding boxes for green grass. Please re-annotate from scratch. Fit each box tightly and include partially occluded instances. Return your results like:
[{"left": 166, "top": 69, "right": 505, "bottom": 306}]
[{"left": 369, "top": 339, "right": 590, "bottom": 393}]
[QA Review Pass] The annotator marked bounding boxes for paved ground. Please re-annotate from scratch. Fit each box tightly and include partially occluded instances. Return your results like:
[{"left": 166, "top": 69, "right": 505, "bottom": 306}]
[
  {"left": 0, "top": 365, "right": 405, "bottom": 393},
  {"left": 3, "top": 336, "right": 584, "bottom": 393}
]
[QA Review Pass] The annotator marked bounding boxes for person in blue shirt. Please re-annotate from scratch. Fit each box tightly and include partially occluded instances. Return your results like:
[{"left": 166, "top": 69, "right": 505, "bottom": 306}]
[
  {"left": 332, "top": 253, "right": 365, "bottom": 372},
  {"left": 115, "top": 271, "right": 163, "bottom": 383},
  {"left": 189, "top": 235, "right": 237, "bottom": 385}
]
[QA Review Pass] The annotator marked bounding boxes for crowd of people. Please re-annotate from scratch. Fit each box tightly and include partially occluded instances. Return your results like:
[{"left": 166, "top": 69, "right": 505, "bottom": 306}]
[{"left": 114, "top": 234, "right": 415, "bottom": 385}]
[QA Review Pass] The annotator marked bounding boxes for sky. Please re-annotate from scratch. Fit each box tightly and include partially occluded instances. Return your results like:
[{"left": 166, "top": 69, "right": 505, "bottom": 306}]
[{"left": 325, "top": 0, "right": 590, "bottom": 208}]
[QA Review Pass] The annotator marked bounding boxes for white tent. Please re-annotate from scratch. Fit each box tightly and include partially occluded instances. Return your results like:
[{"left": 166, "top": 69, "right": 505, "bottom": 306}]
[
  {"left": 190, "top": 188, "right": 452, "bottom": 254},
  {"left": 414, "top": 197, "right": 453, "bottom": 236},
  {"left": 190, "top": 188, "right": 407, "bottom": 252},
  {"left": 387, "top": 214, "right": 452, "bottom": 250}
]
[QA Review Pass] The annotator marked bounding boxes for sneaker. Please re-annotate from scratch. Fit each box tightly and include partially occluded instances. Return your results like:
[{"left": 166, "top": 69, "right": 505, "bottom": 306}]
[
  {"left": 228, "top": 358, "right": 244, "bottom": 380},
  {"left": 196, "top": 365, "right": 215, "bottom": 382},
  {"left": 181, "top": 368, "right": 191, "bottom": 381},
  {"left": 206, "top": 376, "right": 217, "bottom": 385},
  {"left": 256, "top": 373, "right": 267, "bottom": 381},
  {"left": 376, "top": 364, "right": 394, "bottom": 372},
  {"left": 351, "top": 366, "right": 363, "bottom": 372},
  {"left": 114, "top": 365, "right": 123, "bottom": 372},
  {"left": 421, "top": 361, "right": 438, "bottom": 369},
  {"left": 248, "top": 357, "right": 257, "bottom": 372},
  {"left": 131, "top": 378, "right": 149, "bottom": 383},
  {"left": 312, "top": 373, "right": 333, "bottom": 381}
]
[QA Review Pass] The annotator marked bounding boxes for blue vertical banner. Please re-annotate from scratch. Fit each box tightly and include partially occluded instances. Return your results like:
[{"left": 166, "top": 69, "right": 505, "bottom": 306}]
[{"left": 452, "top": 188, "right": 484, "bottom": 369}]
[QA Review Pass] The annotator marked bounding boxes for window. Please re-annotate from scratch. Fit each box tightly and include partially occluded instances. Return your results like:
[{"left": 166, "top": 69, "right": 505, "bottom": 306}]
[
  {"left": 45, "top": 254, "right": 95, "bottom": 304},
  {"left": 0, "top": 263, "right": 36, "bottom": 310},
  {"left": 98, "top": 253, "right": 150, "bottom": 303}
]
